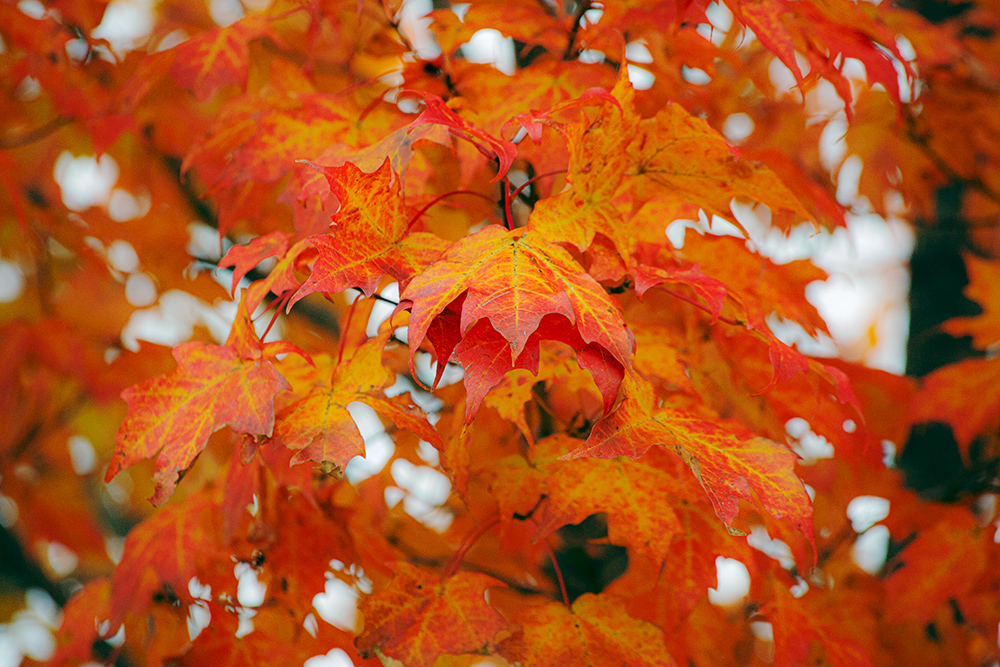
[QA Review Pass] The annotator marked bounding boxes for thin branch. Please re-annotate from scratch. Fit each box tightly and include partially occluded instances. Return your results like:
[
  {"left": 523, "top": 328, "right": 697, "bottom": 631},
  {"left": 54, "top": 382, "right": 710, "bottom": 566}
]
[
  {"left": 562, "top": 0, "right": 593, "bottom": 61},
  {"left": 0, "top": 116, "right": 73, "bottom": 149},
  {"left": 442, "top": 515, "right": 501, "bottom": 579},
  {"left": 544, "top": 540, "right": 571, "bottom": 608}
]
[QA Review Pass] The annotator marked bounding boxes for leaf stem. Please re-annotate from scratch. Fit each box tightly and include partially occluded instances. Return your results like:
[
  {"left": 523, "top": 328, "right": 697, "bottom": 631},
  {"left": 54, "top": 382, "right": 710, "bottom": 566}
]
[
  {"left": 260, "top": 291, "right": 292, "bottom": 341},
  {"left": 406, "top": 189, "right": 496, "bottom": 229},
  {"left": 503, "top": 178, "right": 515, "bottom": 230},
  {"left": 544, "top": 540, "right": 570, "bottom": 608},
  {"left": 337, "top": 292, "right": 364, "bottom": 364},
  {"left": 510, "top": 169, "right": 567, "bottom": 203},
  {"left": 660, "top": 287, "right": 741, "bottom": 326},
  {"left": 442, "top": 515, "right": 501, "bottom": 579}
]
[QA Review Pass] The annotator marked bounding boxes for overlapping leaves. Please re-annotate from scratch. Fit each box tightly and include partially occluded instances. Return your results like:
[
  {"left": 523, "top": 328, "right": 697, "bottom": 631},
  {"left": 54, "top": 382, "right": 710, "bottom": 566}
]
[{"left": 401, "top": 224, "right": 635, "bottom": 416}]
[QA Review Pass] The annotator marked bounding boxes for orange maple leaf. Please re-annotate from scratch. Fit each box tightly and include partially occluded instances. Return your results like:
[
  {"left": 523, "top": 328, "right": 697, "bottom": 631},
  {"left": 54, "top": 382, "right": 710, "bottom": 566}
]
[
  {"left": 290, "top": 158, "right": 448, "bottom": 304},
  {"left": 402, "top": 225, "right": 634, "bottom": 417},
  {"left": 942, "top": 254, "right": 1000, "bottom": 349},
  {"left": 169, "top": 14, "right": 282, "bottom": 101},
  {"left": 767, "top": 584, "right": 875, "bottom": 667},
  {"left": 490, "top": 434, "right": 684, "bottom": 565},
  {"left": 356, "top": 562, "right": 508, "bottom": 666},
  {"left": 105, "top": 295, "right": 290, "bottom": 504},
  {"left": 910, "top": 356, "right": 1000, "bottom": 460},
  {"left": 271, "top": 330, "right": 440, "bottom": 468},
  {"left": 884, "top": 511, "right": 988, "bottom": 623},
  {"left": 108, "top": 494, "right": 222, "bottom": 625},
  {"left": 497, "top": 593, "right": 678, "bottom": 666},
  {"left": 567, "top": 377, "right": 815, "bottom": 549}
]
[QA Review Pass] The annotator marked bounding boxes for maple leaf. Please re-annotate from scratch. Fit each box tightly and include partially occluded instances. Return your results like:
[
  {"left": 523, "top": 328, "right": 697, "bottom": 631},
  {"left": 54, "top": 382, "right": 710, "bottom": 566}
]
[
  {"left": 942, "top": 254, "right": 1000, "bottom": 349},
  {"left": 527, "top": 71, "right": 638, "bottom": 257},
  {"left": 289, "top": 158, "right": 448, "bottom": 305},
  {"left": 483, "top": 342, "right": 608, "bottom": 443},
  {"left": 218, "top": 231, "right": 290, "bottom": 296},
  {"left": 356, "top": 562, "right": 508, "bottom": 666},
  {"left": 767, "top": 584, "right": 876, "bottom": 667},
  {"left": 496, "top": 593, "right": 678, "bottom": 667},
  {"left": 489, "top": 434, "right": 684, "bottom": 565},
  {"left": 169, "top": 14, "right": 281, "bottom": 101},
  {"left": 173, "top": 605, "right": 328, "bottom": 667},
  {"left": 884, "top": 511, "right": 988, "bottom": 624},
  {"left": 634, "top": 263, "right": 728, "bottom": 323},
  {"left": 401, "top": 225, "right": 634, "bottom": 416},
  {"left": 627, "top": 101, "right": 818, "bottom": 232},
  {"left": 271, "top": 330, "right": 440, "bottom": 469},
  {"left": 910, "top": 356, "right": 1000, "bottom": 461},
  {"left": 108, "top": 494, "right": 222, "bottom": 625},
  {"left": 105, "top": 295, "right": 290, "bottom": 504},
  {"left": 606, "top": 481, "right": 758, "bottom": 626},
  {"left": 49, "top": 580, "right": 113, "bottom": 666},
  {"left": 566, "top": 377, "right": 814, "bottom": 547},
  {"left": 731, "top": 0, "right": 912, "bottom": 111}
]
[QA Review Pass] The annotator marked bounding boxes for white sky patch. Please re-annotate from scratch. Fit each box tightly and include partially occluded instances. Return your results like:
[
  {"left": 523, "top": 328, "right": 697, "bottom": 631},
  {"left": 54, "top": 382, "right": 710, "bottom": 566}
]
[
  {"left": 120, "top": 289, "right": 210, "bottom": 349},
  {"left": 785, "top": 418, "right": 835, "bottom": 462},
  {"left": 107, "top": 240, "right": 139, "bottom": 273},
  {"left": 54, "top": 152, "right": 119, "bottom": 211},
  {"left": 312, "top": 578, "right": 359, "bottom": 632},
  {"left": 125, "top": 273, "right": 158, "bottom": 307},
  {"left": 0, "top": 259, "right": 25, "bottom": 303},
  {"left": 235, "top": 562, "right": 267, "bottom": 608},
  {"left": 708, "top": 557, "right": 750, "bottom": 606},
  {"left": 108, "top": 188, "right": 151, "bottom": 222},
  {"left": 17, "top": 1, "right": 45, "bottom": 19},
  {"left": 682, "top": 66, "right": 710, "bottom": 85},
  {"left": 344, "top": 402, "right": 394, "bottom": 484},
  {"left": 463, "top": 29, "right": 515, "bottom": 75},
  {"left": 188, "top": 577, "right": 211, "bottom": 600},
  {"left": 0, "top": 589, "right": 60, "bottom": 665},
  {"left": 365, "top": 283, "right": 400, "bottom": 336},
  {"left": 235, "top": 608, "right": 255, "bottom": 639},
  {"left": 390, "top": 460, "right": 454, "bottom": 532},
  {"left": 391, "top": 459, "right": 451, "bottom": 506},
  {"left": 413, "top": 350, "right": 464, "bottom": 389},
  {"left": 723, "top": 113, "right": 755, "bottom": 144},
  {"left": 847, "top": 496, "right": 890, "bottom": 533},
  {"left": 209, "top": 0, "right": 244, "bottom": 26},
  {"left": 46, "top": 542, "right": 78, "bottom": 576},
  {"left": 820, "top": 114, "right": 848, "bottom": 172},
  {"left": 747, "top": 525, "right": 795, "bottom": 569},
  {"left": 399, "top": 0, "right": 439, "bottom": 60},
  {"left": 852, "top": 524, "right": 889, "bottom": 574},
  {"left": 187, "top": 601, "right": 211, "bottom": 641},
  {"left": 627, "top": 65, "right": 655, "bottom": 90},
  {"left": 93, "top": 0, "right": 154, "bottom": 55},
  {"left": 625, "top": 41, "right": 653, "bottom": 63},
  {"left": 304, "top": 648, "right": 356, "bottom": 667},
  {"left": 14, "top": 76, "right": 41, "bottom": 102}
]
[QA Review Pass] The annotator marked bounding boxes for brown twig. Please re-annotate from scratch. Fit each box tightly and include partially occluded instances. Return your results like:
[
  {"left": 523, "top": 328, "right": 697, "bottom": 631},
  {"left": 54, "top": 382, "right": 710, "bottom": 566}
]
[{"left": 0, "top": 116, "right": 72, "bottom": 149}]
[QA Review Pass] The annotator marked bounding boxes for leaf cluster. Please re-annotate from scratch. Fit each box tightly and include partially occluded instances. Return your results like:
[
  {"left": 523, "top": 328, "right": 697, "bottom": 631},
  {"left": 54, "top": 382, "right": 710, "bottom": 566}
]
[{"left": 2, "top": 1, "right": 1000, "bottom": 666}]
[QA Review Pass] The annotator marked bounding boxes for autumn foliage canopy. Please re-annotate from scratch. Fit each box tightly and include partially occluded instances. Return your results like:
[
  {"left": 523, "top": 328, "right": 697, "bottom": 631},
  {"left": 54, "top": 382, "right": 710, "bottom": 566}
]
[{"left": 3, "top": 0, "right": 1000, "bottom": 665}]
